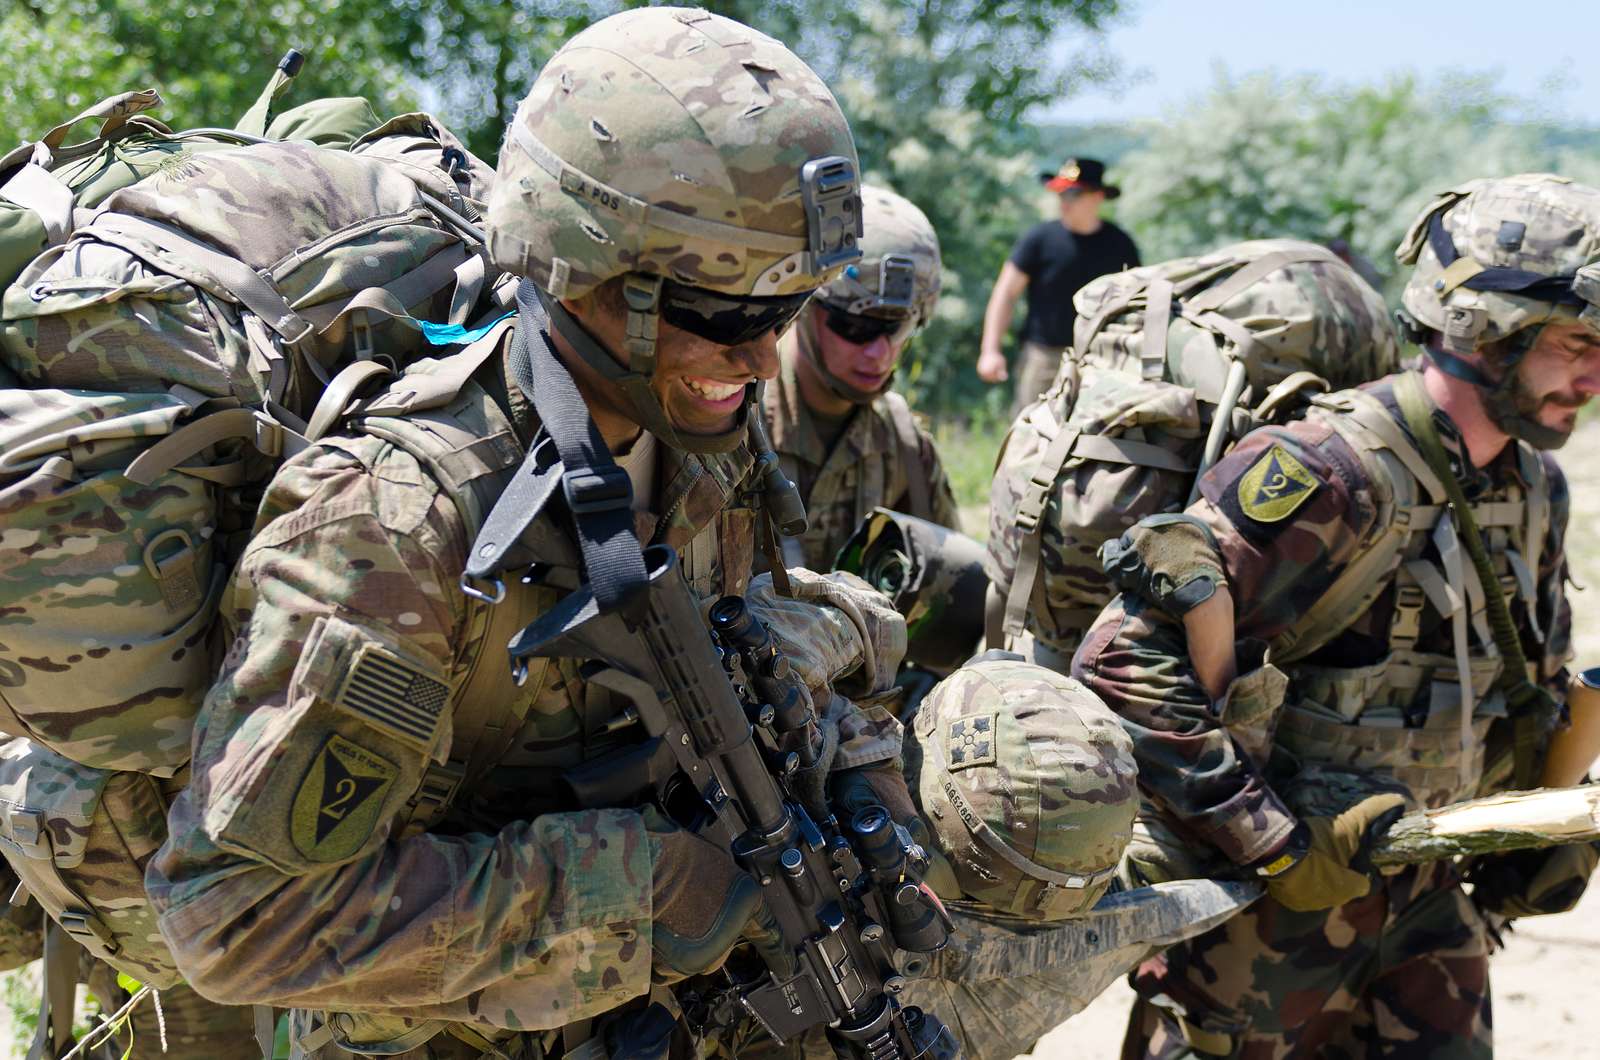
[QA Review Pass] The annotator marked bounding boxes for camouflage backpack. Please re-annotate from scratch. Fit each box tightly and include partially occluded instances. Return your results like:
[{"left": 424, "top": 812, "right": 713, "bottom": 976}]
[
  {"left": 986, "top": 239, "right": 1401, "bottom": 663},
  {"left": 0, "top": 91, "right": 506, "bottom": 984}
]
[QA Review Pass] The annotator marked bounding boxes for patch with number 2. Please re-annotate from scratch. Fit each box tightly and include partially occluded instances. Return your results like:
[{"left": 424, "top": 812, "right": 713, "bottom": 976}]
[{"left": 291, "top": 735, "right": 398, "bottom": 862}]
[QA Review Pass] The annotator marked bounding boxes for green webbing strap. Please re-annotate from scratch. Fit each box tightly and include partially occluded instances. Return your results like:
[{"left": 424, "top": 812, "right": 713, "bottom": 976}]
[{"left": 1394, "top": 372, "right": 1557, "bottom": 788}]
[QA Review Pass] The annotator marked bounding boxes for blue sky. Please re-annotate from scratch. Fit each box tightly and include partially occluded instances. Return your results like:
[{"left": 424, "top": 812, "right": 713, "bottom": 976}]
[{"left": 1051, "top": 0, "right": 1600, "bottom": 125}]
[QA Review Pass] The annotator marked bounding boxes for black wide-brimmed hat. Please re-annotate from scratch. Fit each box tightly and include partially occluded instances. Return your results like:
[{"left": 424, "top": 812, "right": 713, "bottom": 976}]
[{"left": 1039, "top": 157, "right": 1120, "bottom": 199}]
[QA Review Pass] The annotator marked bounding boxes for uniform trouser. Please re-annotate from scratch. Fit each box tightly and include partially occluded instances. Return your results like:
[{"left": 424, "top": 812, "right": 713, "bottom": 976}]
[
  {"left": 1122, "top": 862, "right": 1492, "bottom": 1060},
  {"left": 1009, "top": 341, "right": 1068, "bottom": 421}
]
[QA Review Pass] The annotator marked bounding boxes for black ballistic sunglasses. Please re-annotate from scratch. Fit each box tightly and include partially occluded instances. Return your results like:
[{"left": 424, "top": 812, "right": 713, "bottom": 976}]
[
  {"left": 660, "top": 281, "right": 814, "bottom": 346},
  {"left": 822, "top": 304, "right": 912, "bottom": 346}
]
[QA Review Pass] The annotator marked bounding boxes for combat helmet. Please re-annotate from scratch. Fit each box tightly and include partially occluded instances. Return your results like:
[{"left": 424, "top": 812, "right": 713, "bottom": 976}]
[
  {"left": 911, "top": 658, "right": 1138, "bottom": 920},
  {"left": 486, "top": 6, "right": 863, "bottom": 452},
  {"left": 1397, "top": 173, "right": 1600, "bottom": 448},
  {"left": 799, "top": 184, "right": 941, "bottom": 403}
]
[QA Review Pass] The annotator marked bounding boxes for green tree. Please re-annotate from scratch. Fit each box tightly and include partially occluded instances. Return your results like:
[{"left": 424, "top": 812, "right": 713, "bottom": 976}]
[
  {"left": 1112, "top": 71, "right": 1600, "bottom": 295},
  {"left": 2, "top": 0, "right": 1123, "bottom": 419}
]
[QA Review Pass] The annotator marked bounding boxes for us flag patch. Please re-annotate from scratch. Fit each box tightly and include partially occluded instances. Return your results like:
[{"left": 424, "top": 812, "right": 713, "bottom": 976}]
[{"left": 333, "top": 643, "right": 450, "bottom": 750}]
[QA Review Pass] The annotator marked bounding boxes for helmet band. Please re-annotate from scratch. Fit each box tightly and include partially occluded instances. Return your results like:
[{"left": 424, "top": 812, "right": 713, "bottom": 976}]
[{"left": 509, "top": 121, "right": 808, "bottom": 255}]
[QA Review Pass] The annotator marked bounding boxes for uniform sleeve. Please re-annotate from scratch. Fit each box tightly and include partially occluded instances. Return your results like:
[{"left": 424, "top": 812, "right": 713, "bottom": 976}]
[
  {"left": 147, "top": 442, "right": 653, "bottom": 1025},
  {"left": 1072, "top": 419, "right": 1378, "bottom": 865},
  {"left": 1009, "top": 225, "right": 1042, "bottom": 277}
]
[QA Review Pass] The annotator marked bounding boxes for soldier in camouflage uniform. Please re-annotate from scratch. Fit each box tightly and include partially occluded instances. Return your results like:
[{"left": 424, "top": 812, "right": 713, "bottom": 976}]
[
  {"left": 1073, "top": 174, "right": 1600, "bottom": 1057},
  {"left": 144, "top": 10, "right": 919, "bottom": 1057},
  {"left": 762, "top": 184, "right": 960, "bottom": 572}
]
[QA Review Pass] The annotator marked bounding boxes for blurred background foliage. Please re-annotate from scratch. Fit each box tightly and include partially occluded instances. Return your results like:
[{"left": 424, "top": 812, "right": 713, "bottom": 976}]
[{"left": 5, "top": 0, "right": 1600, "bottom": 421}]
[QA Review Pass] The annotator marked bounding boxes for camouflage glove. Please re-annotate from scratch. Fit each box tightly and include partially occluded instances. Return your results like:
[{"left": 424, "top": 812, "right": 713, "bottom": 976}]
[
  {"left": 1099, "top": 514, "right": 1226, "bottom": 618},
  {"left": 642, "top": 807, "right": 764, "bottom": 983},
  {"left": 1468, "top": 840, "right": 1600, "bottom": 919},
  {"left": 1259, "top": 793, "right": 1406, "bottom": 913}
]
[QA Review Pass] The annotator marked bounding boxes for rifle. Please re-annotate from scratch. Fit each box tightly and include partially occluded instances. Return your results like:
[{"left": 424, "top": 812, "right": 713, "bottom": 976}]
[{"left": 508, "top": 544, "right": 958, "bottom": 1060}]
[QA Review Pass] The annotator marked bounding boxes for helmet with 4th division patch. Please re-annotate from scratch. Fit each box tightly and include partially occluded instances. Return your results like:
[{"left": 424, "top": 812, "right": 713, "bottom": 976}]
[
  {"left": 911, "top": 659, "right": 1138, "bottom": 920},
  {"left": 485, "top": 6, "right": 863, "bottom": 452}
]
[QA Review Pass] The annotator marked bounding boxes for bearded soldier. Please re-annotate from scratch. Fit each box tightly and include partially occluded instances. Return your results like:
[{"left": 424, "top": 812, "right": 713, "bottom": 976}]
[
  {"left": 762, "top": 184, "right": 960, "bottom": 572},
  {"left": 1073, "top": 174, "right": 1600, "bottom": 1058},
  {"left": 145, "top": 10, "right": 924, "bottom": 1057}
]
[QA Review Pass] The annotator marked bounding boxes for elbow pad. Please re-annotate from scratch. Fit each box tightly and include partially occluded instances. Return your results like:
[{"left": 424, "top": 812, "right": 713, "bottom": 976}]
[{"left": 1099, "top": 514, "right": 1226, "bottom": 617}]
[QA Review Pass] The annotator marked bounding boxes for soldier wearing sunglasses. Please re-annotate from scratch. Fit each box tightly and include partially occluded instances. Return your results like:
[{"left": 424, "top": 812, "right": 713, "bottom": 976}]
[
  {"left": 147, "top": 10, "right": 926, "bottom": 1058},
  {"left": 762, "top": 185, "right": 962, "bottom": 572}
]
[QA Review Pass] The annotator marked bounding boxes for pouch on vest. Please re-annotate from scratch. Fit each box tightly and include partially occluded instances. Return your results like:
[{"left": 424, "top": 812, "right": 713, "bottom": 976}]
[{"left": 0, "top": 738, "right": 182, "bottom": 986}]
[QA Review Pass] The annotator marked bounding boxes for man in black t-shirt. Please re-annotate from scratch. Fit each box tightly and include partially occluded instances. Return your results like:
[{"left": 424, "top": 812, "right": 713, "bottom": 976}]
[{"left": 978, "top": 157, "right": 1140, "bottom": 417}]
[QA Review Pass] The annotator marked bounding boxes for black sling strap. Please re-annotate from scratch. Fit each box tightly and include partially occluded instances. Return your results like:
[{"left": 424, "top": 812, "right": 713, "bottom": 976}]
[{"left": 465, "top": 279, "right": 648, "bottom": 618}]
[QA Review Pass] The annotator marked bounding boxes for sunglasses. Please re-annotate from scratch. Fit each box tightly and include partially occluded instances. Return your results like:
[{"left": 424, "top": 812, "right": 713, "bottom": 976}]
[
  {"left": 660, "top": 282, "right": 814, "bottom": 346},
  {"left": 822, "top": 305, "right": 914, "bottom": 346}
]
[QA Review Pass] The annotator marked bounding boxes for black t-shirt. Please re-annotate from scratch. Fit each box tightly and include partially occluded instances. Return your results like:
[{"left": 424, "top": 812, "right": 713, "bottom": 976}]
[{"left": 1009, "top": 220, "right": 1140, "bottom": 346}]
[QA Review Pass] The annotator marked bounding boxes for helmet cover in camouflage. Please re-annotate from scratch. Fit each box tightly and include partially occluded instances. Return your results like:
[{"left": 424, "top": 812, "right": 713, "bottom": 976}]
[
  {"left": 814, "top": 184, "right": 941, "bottom": 327},
  {"left": 1074, "top": 238, "right": 1401, "bottom": 400},
  {"left": 486, "top": 6, "right": 861, "bottom": 302},
  {"left": 912, "top": 659, "right": 1138, "bottom": 920},
  {"left": 1398, "top": 173, "right": 1600, "bottom": 355}
]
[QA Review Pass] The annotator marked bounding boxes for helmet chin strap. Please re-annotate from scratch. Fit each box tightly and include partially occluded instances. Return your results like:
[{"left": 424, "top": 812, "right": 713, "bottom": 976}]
[
  {"left": 1422, "top": 338, "right": 1572, "bottom": 451},
  {"left": 797, "top": 307, "right": 895, "bottom": 406},
  {"left": 534, "top": 280, "right": 750, "bottom": 455}
]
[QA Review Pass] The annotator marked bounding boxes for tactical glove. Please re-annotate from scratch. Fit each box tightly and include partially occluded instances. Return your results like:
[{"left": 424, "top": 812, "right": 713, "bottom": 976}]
[
  {"left": 642, "top": 807, "right": 764, "bottom": 983},
  {"left": 1468, "top": 841, "right": 1600, "bottom": 919},
  {"left": 1100, "top": 515, "right": 1226, "bottom": 618},
  {"left": 1261, "top": 793, "right": 1406, "bottom": 912}
]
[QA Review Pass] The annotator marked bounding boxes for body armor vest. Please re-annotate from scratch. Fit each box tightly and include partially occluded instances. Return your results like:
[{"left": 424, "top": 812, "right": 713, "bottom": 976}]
[{"left": 1259, "top": 386, "right": 1551, "bottom": 808}]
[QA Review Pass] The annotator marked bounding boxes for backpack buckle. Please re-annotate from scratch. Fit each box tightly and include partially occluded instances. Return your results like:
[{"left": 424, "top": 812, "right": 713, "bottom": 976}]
[
  {"left": 562, "top": 466, "right": 632, "bottom": 516},
  {"left": 58, "top": 909, "right": 119, "bottom": 954}
]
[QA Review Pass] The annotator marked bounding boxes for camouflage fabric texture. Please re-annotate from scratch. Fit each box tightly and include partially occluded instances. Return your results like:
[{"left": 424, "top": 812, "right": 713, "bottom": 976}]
[
  {"left": 143, "top": 327, "right": 904, "bottom": 1047},
  {"left": 1124, "top": 863, "right": 1490, "bottom": 1060},
  {"left": 813, "top": 183, "right": 941, "bottom": 325},
  {"left": 1399, "top": 173, "right": 1600, "bottom": 351},
  {"left": 0, "top": 737, "right": 184, "bottom": 985},
  {"left": 486, "top": 6, "right": 858, "bottom": 301},
  {"left": 900, "top": 880, "right": 1255, "bottom": 1060},
  {"left": 1074, "top": 373, "right": 1572, "bottom": 1057},
  {"left": 0, "top": 125, "right": 498, "bottom": 776},
  {"left": 907, "top": 658, "right": 1139, "bottom": 920},
  {"left": 763, "top": 345, "right": 960, "bottom": 571},
  {"left": 987, "top": 239, "right": 1400, "bottom": 661}
]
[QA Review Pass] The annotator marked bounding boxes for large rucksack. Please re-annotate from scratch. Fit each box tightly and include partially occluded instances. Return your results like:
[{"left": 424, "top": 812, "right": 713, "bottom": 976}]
[
  {"left": 0, "top": 90, "right": 509, "bottom": 985},
  {"left": 986, "top": 239, "right": 1402, "bottom": 663}
]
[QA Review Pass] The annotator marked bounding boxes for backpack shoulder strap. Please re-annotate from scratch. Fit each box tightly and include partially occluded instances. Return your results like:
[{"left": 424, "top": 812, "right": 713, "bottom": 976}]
[
  {"left": 1269, "top": 388, "right": 1432, "bottom": 663},
  {"left": 882, "top": 391, "right": 933, "bottom": 522}
]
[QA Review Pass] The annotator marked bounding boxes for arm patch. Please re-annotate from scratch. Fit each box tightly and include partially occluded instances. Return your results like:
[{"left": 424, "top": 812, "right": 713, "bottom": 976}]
[{"left": 1235, "top": 445, "right": 1319, "bottom": 523}]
